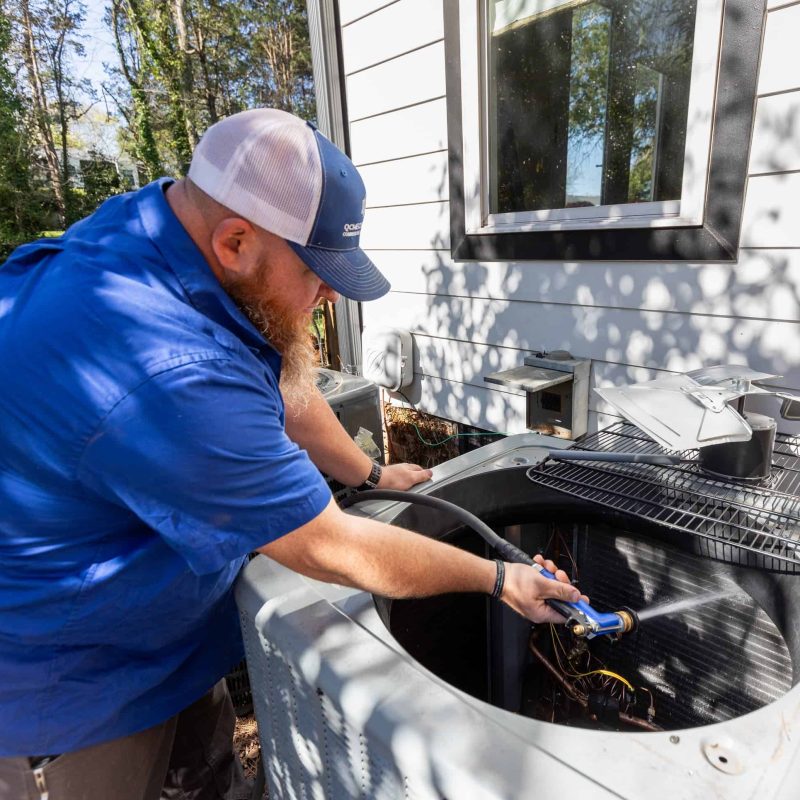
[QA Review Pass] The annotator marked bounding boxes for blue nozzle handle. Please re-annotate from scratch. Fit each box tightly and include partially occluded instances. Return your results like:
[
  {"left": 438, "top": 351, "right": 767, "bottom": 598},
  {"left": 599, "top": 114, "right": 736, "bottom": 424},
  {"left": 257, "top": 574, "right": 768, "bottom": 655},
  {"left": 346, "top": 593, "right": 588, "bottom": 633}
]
[
  {"left": 535, "top": 564, "right": 594, "bottom": 620},
  {"left": 534, "top": 563, "right": 628, "bottom": 637}
]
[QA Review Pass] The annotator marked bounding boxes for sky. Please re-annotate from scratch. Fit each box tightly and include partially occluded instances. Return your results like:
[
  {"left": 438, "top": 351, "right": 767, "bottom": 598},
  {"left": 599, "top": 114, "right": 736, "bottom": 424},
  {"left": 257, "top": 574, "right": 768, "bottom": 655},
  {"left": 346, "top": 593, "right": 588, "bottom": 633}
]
[
  {"left": 74, "top": 0, "right": 118, "bottom": 96},
  {"left": 66, "top": 1, "right": 123, "bottom": 157}
]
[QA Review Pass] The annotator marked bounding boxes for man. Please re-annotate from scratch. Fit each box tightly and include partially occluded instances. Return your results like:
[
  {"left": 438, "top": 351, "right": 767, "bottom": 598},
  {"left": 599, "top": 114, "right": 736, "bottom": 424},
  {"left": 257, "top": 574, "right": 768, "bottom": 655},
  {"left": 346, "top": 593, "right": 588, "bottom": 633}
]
[{"left": 0, "top": 109, "right": 580, "bottom": 799}]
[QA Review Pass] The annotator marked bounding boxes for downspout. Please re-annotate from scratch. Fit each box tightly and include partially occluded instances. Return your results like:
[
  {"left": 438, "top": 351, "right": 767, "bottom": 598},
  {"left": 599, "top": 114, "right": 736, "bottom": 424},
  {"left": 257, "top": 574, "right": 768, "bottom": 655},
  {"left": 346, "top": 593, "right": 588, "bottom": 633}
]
[{"left": 307, "top": 0, "right": 363, "bottom": 374}]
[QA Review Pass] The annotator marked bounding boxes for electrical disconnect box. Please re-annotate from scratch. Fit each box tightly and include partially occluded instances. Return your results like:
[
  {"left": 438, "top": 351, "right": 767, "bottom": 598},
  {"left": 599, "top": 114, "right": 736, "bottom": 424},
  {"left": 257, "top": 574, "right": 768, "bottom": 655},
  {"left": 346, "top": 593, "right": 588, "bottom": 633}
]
[{"left": 484, "top": 351, "right": 590, "bottom": 439}]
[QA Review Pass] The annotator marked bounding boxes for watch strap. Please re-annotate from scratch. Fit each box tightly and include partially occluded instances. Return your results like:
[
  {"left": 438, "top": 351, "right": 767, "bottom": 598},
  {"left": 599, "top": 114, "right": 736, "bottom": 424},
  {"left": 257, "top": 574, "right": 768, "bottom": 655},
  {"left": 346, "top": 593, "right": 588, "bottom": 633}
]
[{"left": 357, "top": 461, "right": 382, "bottom": 490}]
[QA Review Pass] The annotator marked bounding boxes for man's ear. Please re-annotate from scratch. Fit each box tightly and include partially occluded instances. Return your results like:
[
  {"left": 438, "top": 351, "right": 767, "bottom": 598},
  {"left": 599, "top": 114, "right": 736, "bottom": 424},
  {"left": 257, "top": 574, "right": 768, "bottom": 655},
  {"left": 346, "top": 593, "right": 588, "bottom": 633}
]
[{"left": 210, "top": 217, "right": 260, "bottom": 275}]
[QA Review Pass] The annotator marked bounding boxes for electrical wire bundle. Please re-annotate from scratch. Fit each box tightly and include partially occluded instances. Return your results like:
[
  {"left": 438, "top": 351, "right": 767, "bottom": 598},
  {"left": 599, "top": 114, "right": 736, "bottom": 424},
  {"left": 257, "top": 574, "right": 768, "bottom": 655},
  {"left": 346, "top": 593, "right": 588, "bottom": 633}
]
[{"left": 528, "top": 624, "right": 659, "bottom": 732}]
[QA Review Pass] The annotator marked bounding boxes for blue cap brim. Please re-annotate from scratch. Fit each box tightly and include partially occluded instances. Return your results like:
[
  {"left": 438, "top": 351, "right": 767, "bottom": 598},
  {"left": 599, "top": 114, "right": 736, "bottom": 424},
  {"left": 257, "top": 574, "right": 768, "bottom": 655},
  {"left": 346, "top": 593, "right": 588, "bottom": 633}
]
[{"left": 287, "top": 241, "right": 390, "bottom": 302}]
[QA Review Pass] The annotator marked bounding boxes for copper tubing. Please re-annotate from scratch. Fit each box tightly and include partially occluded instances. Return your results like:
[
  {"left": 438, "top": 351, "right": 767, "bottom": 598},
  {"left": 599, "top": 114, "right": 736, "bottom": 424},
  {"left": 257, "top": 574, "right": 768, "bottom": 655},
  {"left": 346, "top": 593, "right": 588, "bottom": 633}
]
[
  {"left": 619, "top": 710, "right": 661, "bottom": 732},
  {"left": 529, "top": 639, "right": 587, "bottom": 706}
]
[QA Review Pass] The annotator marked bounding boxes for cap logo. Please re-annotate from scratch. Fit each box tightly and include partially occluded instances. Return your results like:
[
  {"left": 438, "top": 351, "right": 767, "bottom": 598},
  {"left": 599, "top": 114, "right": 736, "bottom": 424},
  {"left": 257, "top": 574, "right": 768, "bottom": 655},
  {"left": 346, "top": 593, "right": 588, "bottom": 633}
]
[{"left": 343, "top": 222, "right": 362, "bottom": 238}]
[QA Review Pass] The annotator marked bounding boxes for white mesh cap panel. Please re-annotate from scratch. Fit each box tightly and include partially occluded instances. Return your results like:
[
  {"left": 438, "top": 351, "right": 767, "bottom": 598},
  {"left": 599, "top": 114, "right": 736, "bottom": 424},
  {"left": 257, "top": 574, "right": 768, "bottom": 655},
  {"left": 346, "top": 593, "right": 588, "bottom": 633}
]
[{"left": 187, "top": 108, "right": 322, "bottom": 245}]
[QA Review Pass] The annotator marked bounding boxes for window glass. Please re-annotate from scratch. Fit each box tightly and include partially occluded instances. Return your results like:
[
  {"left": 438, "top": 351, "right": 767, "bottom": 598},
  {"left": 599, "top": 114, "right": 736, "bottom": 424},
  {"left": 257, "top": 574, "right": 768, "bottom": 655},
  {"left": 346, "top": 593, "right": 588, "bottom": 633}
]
[{"left": 488, "top": 0, "right": 697, "bottom": 214}]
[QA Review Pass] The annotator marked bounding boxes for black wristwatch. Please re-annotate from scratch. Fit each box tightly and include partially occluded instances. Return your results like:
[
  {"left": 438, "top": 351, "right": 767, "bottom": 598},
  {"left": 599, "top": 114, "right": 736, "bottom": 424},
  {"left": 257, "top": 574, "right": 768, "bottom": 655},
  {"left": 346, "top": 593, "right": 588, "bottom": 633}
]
[{"left": 357, "top": 460, "right": 382, "bottom": 490}]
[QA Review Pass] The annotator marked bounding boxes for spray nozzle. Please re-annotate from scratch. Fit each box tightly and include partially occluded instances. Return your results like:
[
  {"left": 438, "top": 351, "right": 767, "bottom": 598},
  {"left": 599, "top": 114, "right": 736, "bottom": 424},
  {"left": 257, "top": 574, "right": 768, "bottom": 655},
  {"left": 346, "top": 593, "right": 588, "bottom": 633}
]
[
  {"left": 532, "top": 555, "right": 640, "bottom": 639},
  {"left": 569, "top": 607, "right": 639, "bottom": 639}
]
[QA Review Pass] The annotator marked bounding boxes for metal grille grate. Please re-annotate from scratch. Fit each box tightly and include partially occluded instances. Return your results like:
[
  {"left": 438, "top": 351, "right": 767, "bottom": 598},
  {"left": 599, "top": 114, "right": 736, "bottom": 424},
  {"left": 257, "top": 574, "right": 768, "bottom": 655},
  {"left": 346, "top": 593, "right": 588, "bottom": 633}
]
[{"left": 526, "top": 422, "right": 800, "bottom": 571}]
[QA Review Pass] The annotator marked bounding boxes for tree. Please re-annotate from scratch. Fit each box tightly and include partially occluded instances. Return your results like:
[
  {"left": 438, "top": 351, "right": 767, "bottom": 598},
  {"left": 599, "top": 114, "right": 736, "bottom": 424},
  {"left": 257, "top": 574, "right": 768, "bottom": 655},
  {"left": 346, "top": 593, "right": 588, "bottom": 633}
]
[
  {"left": 14, "top": 0, "right": 94, "bottom": 225},
  {"left": 19, "top": 0, "right": 66, "bottom": 224},
  {"left": 244, "top": 0, "right": 314, "bottom": 117},
  {"left": 0, "top": 0, "right": 318, "bottom": 248},
  {"left": 106, "top": 0, "right": 316, "bottom": 178},
  {"left": 0, "top": 4, "right": 41, "bottom": 256},
  {"left": 106, "top": 0, "right": 162, "bottom": 180},
  {"left": 39, "top": 0, "right": 95, "bottom": 223},
  {"left": 125, "top": 0, "right": 197, "bottom": 173}
]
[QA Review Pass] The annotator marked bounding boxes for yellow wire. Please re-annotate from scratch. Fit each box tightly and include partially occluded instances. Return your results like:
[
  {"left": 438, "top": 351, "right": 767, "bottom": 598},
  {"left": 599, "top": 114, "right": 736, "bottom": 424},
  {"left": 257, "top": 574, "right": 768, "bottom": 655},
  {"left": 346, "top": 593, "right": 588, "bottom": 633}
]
[
  {"left": 569, "top": 669, "right": 634, "bottom": 692},
  {"left": 547, "top": 625, "right": 634, "bottom": 691}
]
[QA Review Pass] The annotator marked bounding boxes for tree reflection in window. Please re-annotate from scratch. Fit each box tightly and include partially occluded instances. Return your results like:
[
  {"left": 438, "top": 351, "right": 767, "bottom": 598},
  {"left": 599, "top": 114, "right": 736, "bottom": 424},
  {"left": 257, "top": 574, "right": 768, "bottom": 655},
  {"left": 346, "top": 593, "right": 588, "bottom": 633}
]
[{"left": 488, "top": 0, "right": 697, "bottom": 214}]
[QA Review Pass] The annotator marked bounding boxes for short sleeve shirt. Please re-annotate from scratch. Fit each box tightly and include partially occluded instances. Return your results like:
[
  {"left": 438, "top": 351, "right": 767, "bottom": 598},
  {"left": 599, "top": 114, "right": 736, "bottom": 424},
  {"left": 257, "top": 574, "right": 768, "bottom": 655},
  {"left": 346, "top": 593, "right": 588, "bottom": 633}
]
[{"left": 0, "top": 179, "right": 332, "bottom": 756}]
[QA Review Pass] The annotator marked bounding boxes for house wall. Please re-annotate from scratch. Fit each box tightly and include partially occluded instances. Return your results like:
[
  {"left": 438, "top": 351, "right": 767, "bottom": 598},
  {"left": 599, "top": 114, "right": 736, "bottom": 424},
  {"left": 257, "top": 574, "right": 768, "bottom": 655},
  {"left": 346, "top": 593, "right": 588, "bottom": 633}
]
[{"left": 339, "top": 0, "right": 800, "bottom": 436}]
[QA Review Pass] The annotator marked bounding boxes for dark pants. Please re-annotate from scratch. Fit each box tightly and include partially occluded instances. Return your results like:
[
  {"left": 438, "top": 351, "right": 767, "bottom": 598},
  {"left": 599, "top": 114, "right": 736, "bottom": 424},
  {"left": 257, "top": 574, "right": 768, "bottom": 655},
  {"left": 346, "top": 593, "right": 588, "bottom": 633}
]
[{"left": 0, "top": 680, "right": 252, "bottom": 800}]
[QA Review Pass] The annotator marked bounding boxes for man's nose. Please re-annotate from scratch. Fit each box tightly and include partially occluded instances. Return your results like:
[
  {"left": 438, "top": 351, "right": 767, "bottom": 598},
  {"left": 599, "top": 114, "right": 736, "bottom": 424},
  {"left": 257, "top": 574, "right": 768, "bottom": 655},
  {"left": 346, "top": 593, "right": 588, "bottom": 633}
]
[{"left": 319, "top": 283, "right": 339, "bottom": 303}]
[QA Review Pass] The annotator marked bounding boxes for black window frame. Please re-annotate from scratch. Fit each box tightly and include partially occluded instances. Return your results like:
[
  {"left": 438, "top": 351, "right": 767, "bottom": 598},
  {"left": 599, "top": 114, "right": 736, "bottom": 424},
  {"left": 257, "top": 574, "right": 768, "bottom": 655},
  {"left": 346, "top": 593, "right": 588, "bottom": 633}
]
[{"left": 444, "top": 0, "right": 767, "bottom": 262}]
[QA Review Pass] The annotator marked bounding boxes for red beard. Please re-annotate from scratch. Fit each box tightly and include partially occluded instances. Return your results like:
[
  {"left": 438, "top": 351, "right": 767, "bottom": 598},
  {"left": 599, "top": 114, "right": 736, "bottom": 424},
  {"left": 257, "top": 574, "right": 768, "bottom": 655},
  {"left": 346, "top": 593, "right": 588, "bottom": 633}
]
[{"left": 221, "top": 261, "right": 317, "bottom": 413}]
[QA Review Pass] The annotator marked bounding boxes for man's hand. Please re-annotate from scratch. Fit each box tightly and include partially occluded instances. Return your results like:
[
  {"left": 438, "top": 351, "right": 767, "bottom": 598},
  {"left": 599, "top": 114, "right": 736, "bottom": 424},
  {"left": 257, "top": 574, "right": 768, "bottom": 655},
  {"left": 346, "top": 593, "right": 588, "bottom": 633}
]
[
  {"left": 500, "top": 555, "right": 584, "bottom": 623},
  {"left": 377, "top": 463, "right": 432, "bottom": 491}
]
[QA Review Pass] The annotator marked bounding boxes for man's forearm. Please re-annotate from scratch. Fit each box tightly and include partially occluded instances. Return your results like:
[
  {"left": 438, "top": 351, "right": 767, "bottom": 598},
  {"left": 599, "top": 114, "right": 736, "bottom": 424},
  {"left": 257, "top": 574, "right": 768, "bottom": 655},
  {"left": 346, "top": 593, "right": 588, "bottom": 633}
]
[
  {"left": 284, "top": 388, "right": 373, "bottom": 486},
  {"left": 259, "top": 500, "right": 582, "bottom": 623},
  {"left": 260, "top": 503, "right": 495, "bottom": 599},
  {"left": 259, "top": 500, "right": 580, "bottom": 622}
]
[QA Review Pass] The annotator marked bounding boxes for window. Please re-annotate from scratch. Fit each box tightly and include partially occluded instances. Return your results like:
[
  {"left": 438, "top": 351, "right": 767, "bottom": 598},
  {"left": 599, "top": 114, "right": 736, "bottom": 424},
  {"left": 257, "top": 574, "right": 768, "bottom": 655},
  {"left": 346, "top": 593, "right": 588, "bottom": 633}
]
[{"left": 445, "top": 0, "right": 765, "bottom": 261}]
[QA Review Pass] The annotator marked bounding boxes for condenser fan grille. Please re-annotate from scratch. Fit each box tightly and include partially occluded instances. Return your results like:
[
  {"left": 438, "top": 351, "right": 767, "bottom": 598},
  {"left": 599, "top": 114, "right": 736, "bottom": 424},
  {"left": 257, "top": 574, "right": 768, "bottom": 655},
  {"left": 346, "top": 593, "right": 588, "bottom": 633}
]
[{"left": 527, "top": 422, "right": 800, "bottom": 572}]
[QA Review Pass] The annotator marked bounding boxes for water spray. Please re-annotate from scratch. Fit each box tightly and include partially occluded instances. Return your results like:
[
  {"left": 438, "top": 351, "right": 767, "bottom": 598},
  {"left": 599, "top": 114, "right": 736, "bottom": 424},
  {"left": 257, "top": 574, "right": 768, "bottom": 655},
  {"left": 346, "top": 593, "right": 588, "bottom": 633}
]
[{"left": 636, "top": 589, "right": 745, "bottom": 622}]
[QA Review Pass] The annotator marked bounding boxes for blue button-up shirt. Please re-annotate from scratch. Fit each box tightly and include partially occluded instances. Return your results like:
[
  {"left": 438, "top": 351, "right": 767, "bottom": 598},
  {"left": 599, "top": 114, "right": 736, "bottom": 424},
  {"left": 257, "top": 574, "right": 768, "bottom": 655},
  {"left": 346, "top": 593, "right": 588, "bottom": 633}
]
[{"left": 0, "top": 179, "right": 332, "bottom": 756}]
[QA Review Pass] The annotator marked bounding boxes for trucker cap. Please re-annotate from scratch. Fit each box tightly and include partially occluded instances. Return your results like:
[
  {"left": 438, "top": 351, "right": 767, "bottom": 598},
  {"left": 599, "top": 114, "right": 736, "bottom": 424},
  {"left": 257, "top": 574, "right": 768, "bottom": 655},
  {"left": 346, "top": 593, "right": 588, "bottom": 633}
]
[{"left": 187, "top": 108, "right": 390, "bottom": 302}]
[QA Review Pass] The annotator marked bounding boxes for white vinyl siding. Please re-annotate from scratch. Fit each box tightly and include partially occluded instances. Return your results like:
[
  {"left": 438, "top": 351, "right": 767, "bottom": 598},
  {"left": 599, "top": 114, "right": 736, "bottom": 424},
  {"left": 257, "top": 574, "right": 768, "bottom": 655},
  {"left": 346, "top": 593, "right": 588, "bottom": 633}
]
[
  {"left": 749, "top": 90, "right": 800, "bottom": 175},
  {"left": 359, "top": 151, "right": 449, "bottom": 207},
  {"left": 758, "top": 4, "right": 800, "bottom": 95},
  {"left": 341, "top": 0, "right": 800, "bottom": 436},
  {"left": 341, "top": 0, "right": 444, "bottom": 74},
  {"left": 338, "top": 0, "right": 399, "bottom": 26},
  {"left": 350, "top": 99, "right": 448, "bottom": 165},
  {"left": 346, "top": 42, "right": 446, "bottom": 121}
]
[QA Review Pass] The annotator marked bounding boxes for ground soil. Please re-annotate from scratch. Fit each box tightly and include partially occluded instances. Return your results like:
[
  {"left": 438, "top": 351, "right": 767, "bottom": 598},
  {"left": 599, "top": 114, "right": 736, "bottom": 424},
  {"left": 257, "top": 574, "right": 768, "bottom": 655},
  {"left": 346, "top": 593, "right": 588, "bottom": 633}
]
[
  {"left": 233, "top": 714, "right": 260, "bottom": 780},
  {"left": 383, "top": 402, "right": 460, "bottom": 468}
]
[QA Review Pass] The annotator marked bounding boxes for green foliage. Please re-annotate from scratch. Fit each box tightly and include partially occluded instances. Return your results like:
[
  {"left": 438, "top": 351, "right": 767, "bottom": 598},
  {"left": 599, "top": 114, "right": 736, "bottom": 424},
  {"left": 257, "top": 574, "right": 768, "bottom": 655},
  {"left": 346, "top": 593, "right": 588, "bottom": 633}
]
[
  {"left": 67, "top": 150, "right": 130, "bottom": 223},
  {"left": 628, "top": 146, "right": 654, "bottom": 202},
  {"left": 107, "top": 0, "right": 316, "bottom": 179},
  {"left": 0, "top": 6, "right": 49, "bottom": 259},
  {"left": 1, "top": 0, "right": 317, "bottom": 249},
  {"left": 567, "top": 4, "right": 611, "bottom": 142}
]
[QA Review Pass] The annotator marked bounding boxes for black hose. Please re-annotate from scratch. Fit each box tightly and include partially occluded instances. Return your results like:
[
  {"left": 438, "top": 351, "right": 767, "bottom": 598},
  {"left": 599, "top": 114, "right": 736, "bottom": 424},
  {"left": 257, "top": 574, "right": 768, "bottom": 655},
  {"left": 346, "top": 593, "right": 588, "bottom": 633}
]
[
  {"left": 340, "top": 489, "right": 585, "bottom": 625},
  {"left": 339, "top": 489, "right": 534, "bottom": 566}
]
